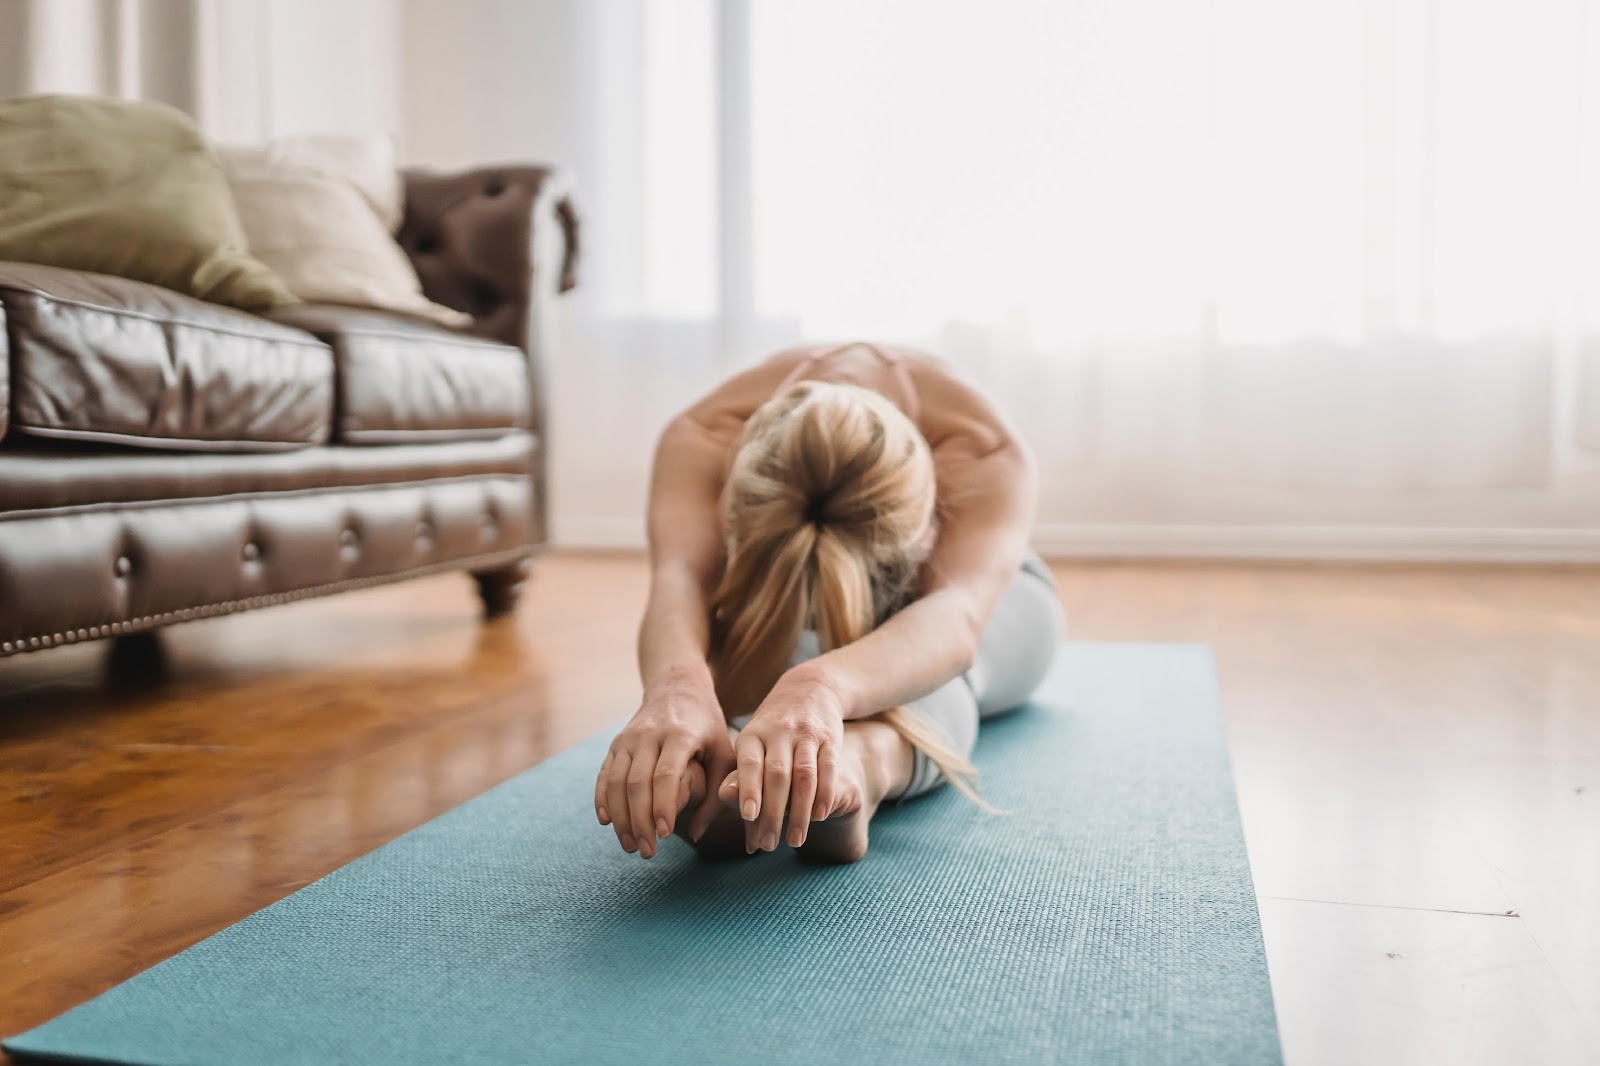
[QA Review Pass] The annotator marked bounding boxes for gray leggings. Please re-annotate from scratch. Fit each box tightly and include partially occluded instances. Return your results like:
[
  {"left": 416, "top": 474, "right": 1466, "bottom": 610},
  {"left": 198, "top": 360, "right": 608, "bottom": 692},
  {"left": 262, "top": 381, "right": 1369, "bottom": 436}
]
[{"left": 745, "top": 552, "right": 1064, "bottom": 801}]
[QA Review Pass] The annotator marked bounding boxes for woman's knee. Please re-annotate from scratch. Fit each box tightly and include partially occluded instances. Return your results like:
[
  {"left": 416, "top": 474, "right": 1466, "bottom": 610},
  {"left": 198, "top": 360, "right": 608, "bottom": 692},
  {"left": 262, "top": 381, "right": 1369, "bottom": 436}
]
[
  {"left": 896, "top": 675, "right": 981, "bottom": 799},
  {"left": 970, "top": 561, "right": 1064, "bottom": 718}
]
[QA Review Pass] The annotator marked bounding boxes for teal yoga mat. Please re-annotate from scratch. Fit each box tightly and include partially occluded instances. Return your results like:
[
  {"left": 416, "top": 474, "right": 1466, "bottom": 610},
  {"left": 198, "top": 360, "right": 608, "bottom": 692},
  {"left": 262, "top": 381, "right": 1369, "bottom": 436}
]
[{"left": 5, "top": 643, "right": 1281, "bottom": 1066}]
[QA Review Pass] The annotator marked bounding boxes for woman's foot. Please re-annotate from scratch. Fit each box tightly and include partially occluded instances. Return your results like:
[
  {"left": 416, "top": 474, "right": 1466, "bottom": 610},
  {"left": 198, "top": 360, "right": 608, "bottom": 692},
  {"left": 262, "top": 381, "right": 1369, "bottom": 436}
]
[
  {"left": 664, "top": 759, "right": 758, "bottom": 861},
  {"left": 716, "top": 720, "right": 914, "bottom": 864},
  {"left": 797, "top": 721, "right": 912, "bottom": 864}
]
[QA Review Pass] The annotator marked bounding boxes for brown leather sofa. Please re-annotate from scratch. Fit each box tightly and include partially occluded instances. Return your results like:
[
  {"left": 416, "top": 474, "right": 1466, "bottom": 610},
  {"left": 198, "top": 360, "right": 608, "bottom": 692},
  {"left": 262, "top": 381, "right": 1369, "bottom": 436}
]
[{"left": 0, "top": 165, "right": 579, "bottom": 659}]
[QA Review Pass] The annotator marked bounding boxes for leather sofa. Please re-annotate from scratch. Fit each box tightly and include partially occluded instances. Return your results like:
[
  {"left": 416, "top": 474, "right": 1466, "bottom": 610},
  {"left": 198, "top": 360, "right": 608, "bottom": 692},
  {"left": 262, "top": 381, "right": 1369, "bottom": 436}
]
[{"left": 0, "top": 164, "right": 578, "bottom": 659}]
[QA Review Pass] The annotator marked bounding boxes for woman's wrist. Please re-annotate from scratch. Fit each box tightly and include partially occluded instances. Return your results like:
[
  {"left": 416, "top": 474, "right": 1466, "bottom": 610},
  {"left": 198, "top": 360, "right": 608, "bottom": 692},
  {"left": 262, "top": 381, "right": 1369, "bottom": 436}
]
[
  {"left": 644, "top": 659, "right": 716, "bottom": 703},
  {"left": 780, "top": 656, "right": 863, "bottom": 721}
]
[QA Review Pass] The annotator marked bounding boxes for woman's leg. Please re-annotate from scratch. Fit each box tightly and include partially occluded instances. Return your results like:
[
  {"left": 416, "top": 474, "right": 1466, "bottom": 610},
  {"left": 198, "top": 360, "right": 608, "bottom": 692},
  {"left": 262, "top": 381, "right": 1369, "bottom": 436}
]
[
  {"left": 970, "top": 552, "right": 1065, "bottom": 717},
  {"left": 895, "top": 551, "right": 1064, "bottom": 801}
]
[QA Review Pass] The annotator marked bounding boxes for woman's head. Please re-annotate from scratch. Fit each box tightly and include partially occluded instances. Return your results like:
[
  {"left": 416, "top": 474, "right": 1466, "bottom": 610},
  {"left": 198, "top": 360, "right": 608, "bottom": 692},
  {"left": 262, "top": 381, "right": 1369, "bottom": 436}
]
[
  {"left": 708, "top": 381, "right": 987, "bottom": 805},
  {"left": 720, "top": 381, "right": 936, "bottom": 624}
]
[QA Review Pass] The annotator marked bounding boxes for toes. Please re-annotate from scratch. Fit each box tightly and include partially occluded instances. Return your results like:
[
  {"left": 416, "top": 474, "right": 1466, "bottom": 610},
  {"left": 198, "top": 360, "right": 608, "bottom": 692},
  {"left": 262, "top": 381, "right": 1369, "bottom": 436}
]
[{"left": 678, "top": 761, "right": 707, "bottom": 811}]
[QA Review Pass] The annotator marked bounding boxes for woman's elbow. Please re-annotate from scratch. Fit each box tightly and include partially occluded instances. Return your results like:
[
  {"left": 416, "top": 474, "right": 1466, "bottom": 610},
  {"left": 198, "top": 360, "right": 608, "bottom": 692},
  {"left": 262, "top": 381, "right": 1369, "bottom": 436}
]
[{"left": 948, "top": 597, "right": 986, "bottom": 676}]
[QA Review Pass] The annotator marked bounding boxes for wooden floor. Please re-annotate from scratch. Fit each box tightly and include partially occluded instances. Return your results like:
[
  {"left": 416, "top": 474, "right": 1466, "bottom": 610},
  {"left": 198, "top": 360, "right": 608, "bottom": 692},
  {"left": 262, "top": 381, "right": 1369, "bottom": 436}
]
[{"left": 2, "top": 553, "right": 1598, "bottom": 1065}]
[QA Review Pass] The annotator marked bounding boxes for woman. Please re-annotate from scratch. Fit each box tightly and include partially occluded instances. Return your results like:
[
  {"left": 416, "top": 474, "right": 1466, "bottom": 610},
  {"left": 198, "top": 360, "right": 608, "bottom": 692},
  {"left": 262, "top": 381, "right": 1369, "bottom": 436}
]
[{"left": 593, "top": 341, "right": 1063, "bottom": 863}]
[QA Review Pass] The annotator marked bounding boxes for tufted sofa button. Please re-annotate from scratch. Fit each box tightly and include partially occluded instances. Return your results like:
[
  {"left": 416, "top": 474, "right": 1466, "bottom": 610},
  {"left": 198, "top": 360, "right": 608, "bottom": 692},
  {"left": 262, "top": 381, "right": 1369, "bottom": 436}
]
[
  {"left": 414, "top": 233, "right": 439, "bottom": 255},
  {"left": 483, "top": 178, "right": 506, "bottom": 197},
  {"left": 339, "top": 527, "right": 360, "bottom": 562},
  {"left": 469, "top": 281, "right": 499, "bottom": 315},
  {"left": 416, "top": 520, "right": 434, "bottom": 553},
  {"left": 241, "top": 541, "right": 261, "bottom": 563},
  {"left": 114, "top": 555, "right": 132, "bottom": 578}
]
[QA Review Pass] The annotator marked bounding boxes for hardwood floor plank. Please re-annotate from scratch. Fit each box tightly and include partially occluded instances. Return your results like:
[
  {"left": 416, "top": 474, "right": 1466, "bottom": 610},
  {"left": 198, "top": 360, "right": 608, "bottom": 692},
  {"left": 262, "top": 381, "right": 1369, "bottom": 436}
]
[
  {"left": 0, "top": 558, "right": 646, "bottom": 894},
  {"left": 1260, "top": 897, "right": 1597, "bottom": 1066}
]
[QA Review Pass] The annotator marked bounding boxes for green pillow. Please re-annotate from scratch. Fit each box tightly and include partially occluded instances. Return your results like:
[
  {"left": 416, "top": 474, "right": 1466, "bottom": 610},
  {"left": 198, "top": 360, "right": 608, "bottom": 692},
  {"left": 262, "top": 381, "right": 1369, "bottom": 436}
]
[{"left": 0, "top": 95, "right": 295, "bottom": 311}]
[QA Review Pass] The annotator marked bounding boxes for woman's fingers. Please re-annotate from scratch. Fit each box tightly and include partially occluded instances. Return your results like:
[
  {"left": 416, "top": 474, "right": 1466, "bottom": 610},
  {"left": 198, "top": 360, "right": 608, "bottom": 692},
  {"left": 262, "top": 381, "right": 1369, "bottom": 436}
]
[
  {"left": 626, "top": 740, "right": 661, "bottom": 858},
  {"left": 787, "top": 740, "right": 819, "bottom": 847},
  {"left": 757, "top": 738, "right": 792, "bottom": 852},
  {"left": 734, "top": 732, "right": 765, "bottom": 827},
  {"left": 606, "top": 749, "right": 636, "bottom": 853},
  {"left": 814, "top": 741, "right": 838, "bottom": 820},
  {"left": 594, "top": 749, "right": 614, "bottom": 825},
  {"left": 650, "top": 741, "right": 694, "bottom": 840}
]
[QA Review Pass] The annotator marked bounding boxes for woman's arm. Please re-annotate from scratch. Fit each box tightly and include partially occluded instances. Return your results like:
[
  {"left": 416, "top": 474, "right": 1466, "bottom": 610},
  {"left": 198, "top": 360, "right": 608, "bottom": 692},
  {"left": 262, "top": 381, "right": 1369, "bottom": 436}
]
[
  {"left": 637, "top": 413, "right": 727, "bottom": 688},
  {"left": 595, "top": 411, "right": 735, "bottom": 858}
]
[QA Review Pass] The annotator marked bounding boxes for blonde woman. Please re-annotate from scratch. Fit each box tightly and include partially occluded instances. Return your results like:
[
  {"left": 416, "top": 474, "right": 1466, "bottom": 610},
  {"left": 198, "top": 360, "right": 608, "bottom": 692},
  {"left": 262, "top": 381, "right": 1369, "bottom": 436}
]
[{"left": 594, "top": 341, "right": 1064, "bottom": 863}]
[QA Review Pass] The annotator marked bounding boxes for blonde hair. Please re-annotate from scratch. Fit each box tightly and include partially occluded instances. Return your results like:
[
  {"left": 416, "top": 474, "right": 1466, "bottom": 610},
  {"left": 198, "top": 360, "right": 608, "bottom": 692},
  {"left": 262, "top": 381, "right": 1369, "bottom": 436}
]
[{"left": 707, "top": 380, "right": 990, "bottom": 807}]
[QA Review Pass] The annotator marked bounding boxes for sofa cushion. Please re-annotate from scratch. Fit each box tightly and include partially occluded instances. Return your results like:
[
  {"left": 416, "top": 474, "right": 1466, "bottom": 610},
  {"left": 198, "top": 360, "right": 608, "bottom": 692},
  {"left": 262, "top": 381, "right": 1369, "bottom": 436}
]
[
  {"left": 0, "top": 298, "right": 9, "bottom": 442},
  {"left": 267, "top": 305, "right": 529, "bottom": 444},
  {"left": 0, "top": 262, "right": 333, "bottom": 451}
]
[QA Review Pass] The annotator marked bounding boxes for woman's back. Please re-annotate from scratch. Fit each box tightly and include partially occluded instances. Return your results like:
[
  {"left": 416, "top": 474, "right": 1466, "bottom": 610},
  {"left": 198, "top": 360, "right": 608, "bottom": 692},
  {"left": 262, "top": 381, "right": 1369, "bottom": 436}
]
[{"left": 681, "top": 342, "right": 1016, "bottom": 476}]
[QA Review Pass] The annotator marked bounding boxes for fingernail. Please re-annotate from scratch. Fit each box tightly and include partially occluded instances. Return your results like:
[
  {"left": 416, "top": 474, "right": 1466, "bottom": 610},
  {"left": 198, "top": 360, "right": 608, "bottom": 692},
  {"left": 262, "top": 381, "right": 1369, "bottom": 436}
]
[
  {"left": 813, "top": 801, "right": 826, "bottom": 819},
  {"left": 691, "top": 825, "right": 705, "bottom": 844},
  {"left": 597, "top": 807, "right": 609, "bottom": 824},
  {"left": 761, "top": 831, "right": 777, "bottom": 851},
  {"left": 788, "top": 827, "right": 805, "bottom": 847},
  {"left": 621, "top": 835, "right": 636, "bottom": 852},
  {"left": 741, "top": 800, "right": 758, "bottom": 821},
  {"left": 657, "top": 818, "right": 671, "bottom": 838}
]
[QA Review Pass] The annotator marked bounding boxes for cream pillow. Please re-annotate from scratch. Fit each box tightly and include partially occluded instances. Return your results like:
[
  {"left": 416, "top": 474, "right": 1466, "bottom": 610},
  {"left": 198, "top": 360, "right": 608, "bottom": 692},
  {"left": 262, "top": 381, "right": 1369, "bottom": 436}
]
[
  {"left": 251, "top": 134, "right": 405, "bottom": 232},
  {"left": 215, "top": 140, "right": 469, "bottom": 328}
]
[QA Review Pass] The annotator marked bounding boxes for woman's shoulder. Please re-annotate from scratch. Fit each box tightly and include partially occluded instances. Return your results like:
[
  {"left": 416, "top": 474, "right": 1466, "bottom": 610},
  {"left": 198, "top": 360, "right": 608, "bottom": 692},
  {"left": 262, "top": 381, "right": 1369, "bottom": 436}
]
[
  {"left": 888, "top": 347, "right": 1019, "bottom": 456},
  {"left": 678, "top": 347, "right": 813, "bottom": 430}
]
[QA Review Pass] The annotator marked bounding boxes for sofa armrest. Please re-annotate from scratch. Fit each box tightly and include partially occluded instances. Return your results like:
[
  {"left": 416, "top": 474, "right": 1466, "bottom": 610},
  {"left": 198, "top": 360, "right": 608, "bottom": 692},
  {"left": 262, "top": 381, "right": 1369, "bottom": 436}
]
[
  {"left": 398, "top": 164, "right": 578, "bottom": 352},
  {"left": 399, "top": 164, "right": 577, "bottom": 549}
]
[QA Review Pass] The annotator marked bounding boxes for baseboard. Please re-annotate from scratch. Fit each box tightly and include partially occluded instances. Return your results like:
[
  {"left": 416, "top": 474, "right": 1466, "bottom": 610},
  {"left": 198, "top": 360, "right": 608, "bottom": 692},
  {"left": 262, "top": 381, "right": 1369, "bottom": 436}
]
[{"left": 1031, "top": 523, "right": 1600, "bottom": 563}]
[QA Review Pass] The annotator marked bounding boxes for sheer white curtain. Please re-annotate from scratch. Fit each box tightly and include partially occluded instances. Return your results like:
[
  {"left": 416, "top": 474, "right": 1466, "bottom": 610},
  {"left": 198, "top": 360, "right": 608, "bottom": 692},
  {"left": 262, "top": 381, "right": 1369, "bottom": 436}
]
[
  {"left": 0, "top": 0, "right": 403, "bottom": 144},
  {"left": 413, "top": 0, "right": 1600, "bottom": 557}
]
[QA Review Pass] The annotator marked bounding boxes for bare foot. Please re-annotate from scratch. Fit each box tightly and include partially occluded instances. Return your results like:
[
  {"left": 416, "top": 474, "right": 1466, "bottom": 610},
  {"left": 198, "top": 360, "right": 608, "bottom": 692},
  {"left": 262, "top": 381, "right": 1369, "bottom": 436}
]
[
  {"left": 794, "top": 736, "right": 881, "bottom": 864},
  {"left": 715, "top": 721, "right": 913, "bottom": 865},
  {"left": 666, "top": 760, "right": 758, "bottom": 861}
]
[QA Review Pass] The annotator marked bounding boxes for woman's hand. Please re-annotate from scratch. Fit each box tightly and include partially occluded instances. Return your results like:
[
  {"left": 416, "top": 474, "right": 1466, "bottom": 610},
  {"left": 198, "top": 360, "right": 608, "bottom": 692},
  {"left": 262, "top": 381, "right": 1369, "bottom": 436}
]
[
  {"left": 595, "top": 664, "right": 733, "bottom": 859},
  {"left": 719, "top": 663, "right": 848, "bottom": 853}
]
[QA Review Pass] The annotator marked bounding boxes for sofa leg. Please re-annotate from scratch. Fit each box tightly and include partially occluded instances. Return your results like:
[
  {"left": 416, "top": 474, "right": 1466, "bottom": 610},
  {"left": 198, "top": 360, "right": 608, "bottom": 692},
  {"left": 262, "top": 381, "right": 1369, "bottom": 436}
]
[
  {"left": 473, "top": 559, "right": 533, "bottom": 619},
  {"left": 105, "top": 630, "right": 169, "bottom": 688}
]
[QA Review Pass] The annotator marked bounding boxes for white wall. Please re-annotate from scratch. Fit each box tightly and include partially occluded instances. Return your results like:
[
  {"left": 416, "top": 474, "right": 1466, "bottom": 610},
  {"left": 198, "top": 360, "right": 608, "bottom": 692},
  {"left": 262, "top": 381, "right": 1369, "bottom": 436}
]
[
  {"left": 401, "top": 0, "right": 676, "bottom": 556},
  {"left": 259, "top": 0, "right": 402, "bottom": 140}
]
